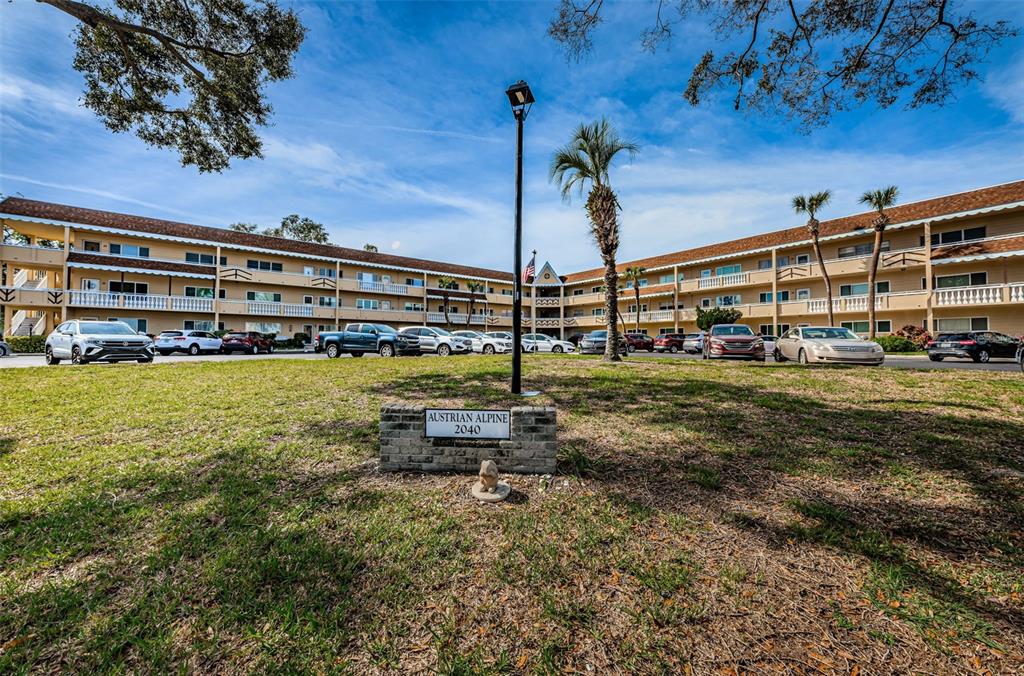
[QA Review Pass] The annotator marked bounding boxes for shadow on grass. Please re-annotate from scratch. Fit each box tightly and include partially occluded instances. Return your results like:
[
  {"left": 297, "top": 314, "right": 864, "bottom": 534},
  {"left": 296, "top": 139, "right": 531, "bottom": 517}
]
[{"left": 0, "top": 438, "right": 14, "bottom": 457}]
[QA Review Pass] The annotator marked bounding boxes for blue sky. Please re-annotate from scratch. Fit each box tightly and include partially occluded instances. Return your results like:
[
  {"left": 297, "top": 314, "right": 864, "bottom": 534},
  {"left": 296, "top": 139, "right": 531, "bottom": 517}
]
[{"left": 1, "top": 1, "right": 1022, "bottom": 275}]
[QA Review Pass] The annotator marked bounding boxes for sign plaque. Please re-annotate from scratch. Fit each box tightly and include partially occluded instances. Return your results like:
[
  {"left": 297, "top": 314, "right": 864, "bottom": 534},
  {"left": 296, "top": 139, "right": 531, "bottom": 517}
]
[{"left": 424, "top": 409, "right": 511, "bottom": 440}]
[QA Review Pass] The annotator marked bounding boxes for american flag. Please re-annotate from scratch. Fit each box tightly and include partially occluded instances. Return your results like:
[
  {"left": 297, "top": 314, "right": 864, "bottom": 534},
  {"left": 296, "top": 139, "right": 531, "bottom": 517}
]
[{"left": 522, "top": 252, "right": 536, "bottom": 283}]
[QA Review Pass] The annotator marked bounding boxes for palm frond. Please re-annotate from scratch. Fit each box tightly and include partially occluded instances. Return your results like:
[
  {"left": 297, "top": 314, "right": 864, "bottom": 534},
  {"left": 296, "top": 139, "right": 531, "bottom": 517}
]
[
  {"left": 549, "top": 117, "right": 639, "bottom": 203},
  {"left": 859, "top": 186, "right": 899, "bottom": 212}
]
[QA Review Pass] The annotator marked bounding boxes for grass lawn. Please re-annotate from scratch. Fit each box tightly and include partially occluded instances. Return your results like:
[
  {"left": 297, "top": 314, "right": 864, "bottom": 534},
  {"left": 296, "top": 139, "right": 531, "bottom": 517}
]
[{"left": 1, "top": 355, "right": 1022, "bottom": 673}]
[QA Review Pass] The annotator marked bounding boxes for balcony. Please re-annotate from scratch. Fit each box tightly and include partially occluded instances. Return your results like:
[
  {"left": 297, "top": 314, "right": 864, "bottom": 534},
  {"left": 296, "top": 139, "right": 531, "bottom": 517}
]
[
  {"left": 68, "top": 291, "right": 216, "bottom": 312},
  {"left": 563, "top": 291, "right": 605, "bottom": 306},
  {"left": 681, "top": 269, "right": 774, "bottom": 294},
  {"left": 0, "top": 286, "right": 63, "bottom": 308},
  {"left": 535, "top": 297, "right": 560, "bottom": 307},
  {"left": 0, "top": 243, "right": 65, "bottom": 267},
  {"left": 218, "top": 299, "right": 334, "bottom": 318},
  {"left": 935, "top": 283, "right": 1024, "bottom": 307},
  {"left": 426, "top": 312, "right": 487, "bottom": 325},
  {"left": 621, "top": 310, "right": 675, "bottom": 324},
  {"left": 786, "top": 291, "right": 930, "bottom": 316},
  {"left": 219, "top": 266, "right": 339, "bottom": 289},
  {"left": 345, "top": 279, "right": 417, "bottom": 296}
]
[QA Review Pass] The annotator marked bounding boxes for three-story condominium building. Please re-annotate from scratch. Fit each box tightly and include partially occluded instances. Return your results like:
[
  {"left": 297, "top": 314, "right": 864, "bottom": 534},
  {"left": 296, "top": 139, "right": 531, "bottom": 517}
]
[{"left": 2, "top": 179, "right": 1023, "bottom": 342}]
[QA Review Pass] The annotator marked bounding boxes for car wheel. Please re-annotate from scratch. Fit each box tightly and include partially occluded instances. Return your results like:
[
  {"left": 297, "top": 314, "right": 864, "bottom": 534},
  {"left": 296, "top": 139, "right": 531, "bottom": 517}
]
[
  {"left": 250, "top": 345, "right": 259, "bottom": 355},
  {"left": 268, "top": 344, "right": 275, "bottom": 353},
  {"left": 928, "top": 355, "right": 943, "bottom": 362},
  {"left": 798, "top": 349, "right": 809, "bottom": 365},
  {"left": 326, "top": 344, "right": 340, "bottom": 359},
  {"left": 438, "top": 344, "right": 451, "bottom": 357},
  {"left": 669, "top": 345, "right": 678, "bottom": 354},
  {"left": 627, "top": 344, "right": 635, "bottom": 352},
  {"left": 138, "top": 357, "right": 153, "bottom": 364},
  {"left": 976, "top": 350, "right": 990, "bottom": 363},
  {"left": 553, "top": 345, "right": 563, "bottom": 353},
  {"left": 483, "top": 344, "right": 495, "bottom": 355},
  {"left": 71, "top": 346, "right": 84, "bottom": 365},
  {"left": 379, "top": 343, "right": 395, "bottom": 358},
  {"left": 45, "top": 347, "right": 60, "bottom": 366},
  {"left": 188, "top": 344, "right": 200, "bottom": 356}
]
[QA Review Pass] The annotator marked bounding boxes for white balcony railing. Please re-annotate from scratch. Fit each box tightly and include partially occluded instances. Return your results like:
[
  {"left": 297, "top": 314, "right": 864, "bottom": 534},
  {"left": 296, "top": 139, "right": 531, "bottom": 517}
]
[
  {"left": 934, "top": 284, "right": 1007, "bottom": 307},
  {"left": 123, "top": 294, "right": 168, "bottom": 310},
  {"left": 357, "top": 280, "right": 413, "bottom": 295},
  {"left": 70, "top": 290, "right": 122, "bottom": 308},
  {"left": 426, "top": 312, "right": 487, "bottom": 325},
  {"left": 697, "top": 272, "right": 749, "bottom": 290},
  {"left": 621, "top": 310, "right": 675, "bottom": 323},
  {"left": 171, "top": 296, "right": 215, "bottom": 312}
]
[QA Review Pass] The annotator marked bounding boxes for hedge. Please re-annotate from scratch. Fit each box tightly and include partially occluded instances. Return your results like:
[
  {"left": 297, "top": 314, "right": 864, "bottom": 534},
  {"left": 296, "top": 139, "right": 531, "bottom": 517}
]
[
  {"left": 875, "top": 335, "right": 918, "bottom": 353},
  {"left": 3, "top": 335, "right": 46, "bottom": 353}
]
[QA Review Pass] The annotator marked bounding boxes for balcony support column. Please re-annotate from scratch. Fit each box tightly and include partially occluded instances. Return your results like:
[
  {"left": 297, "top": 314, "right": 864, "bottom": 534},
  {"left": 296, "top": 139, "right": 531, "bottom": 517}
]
[
  {"left": 3, "top": 304, "right": 13, "bottom": 338},
  {"left": 924, "top": 221, "right": 933, "bottom": 332},
  {"left": 771, "top": 248, "right": 778, "bottom": 333},
  {"left": 558, "top": 284, "right": 565, "bottom": 339},
  {"left": 335, "top": 261, "right": 341, "bottom": 330},
  {"left": 60, "top": 225, "right": 70, "bottom": 322},
  {"left": 214, "top": 245, "right": 222, "bottom": 330},
  {"left": 673, "top": 265, "right": 679, "bottom": 332}
]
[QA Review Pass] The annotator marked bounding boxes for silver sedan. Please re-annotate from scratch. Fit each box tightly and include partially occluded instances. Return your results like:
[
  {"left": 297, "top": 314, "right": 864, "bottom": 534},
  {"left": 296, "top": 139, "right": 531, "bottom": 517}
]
[{"left": 774, "top": 326, "right": 884, "bottom": 365}]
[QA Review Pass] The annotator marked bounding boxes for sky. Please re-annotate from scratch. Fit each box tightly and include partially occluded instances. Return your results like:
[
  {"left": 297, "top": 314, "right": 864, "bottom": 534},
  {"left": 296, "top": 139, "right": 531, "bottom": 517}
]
[{"left": 1, "top": 1, "right": 1022, "bottom": 276}]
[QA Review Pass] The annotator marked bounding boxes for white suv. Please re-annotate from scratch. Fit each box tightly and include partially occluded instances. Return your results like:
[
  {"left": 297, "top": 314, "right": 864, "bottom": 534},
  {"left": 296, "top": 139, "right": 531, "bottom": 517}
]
[
  {"left": 155, "top": 330, "right": 223, "bottom": 356},
  {"left": 486, "top": 331, "right": 536, "bottom": 353},
  {"left": 453, "top": 330, "right": 514, "bottom": 355},
  {"left": 399, "top": 326, "right": 473, "bottom": 356},
  {"left": 523, "top": 333, "right": 576, "bottom": 353}
]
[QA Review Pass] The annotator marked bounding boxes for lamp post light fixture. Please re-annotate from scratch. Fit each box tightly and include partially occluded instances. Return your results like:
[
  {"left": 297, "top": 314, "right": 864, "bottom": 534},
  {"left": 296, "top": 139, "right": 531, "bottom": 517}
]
[{"left": 506, "top": 80, "right": 534, "bottom": 395}]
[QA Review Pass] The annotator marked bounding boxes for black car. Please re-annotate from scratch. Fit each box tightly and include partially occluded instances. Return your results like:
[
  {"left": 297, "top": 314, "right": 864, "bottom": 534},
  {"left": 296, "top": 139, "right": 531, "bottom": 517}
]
[
  {"left": 1018, "top": 343, "right": 1024, "bottom": 373},
  {"left": 927, "top": 331, "right": 1021, "bottom": 363},
  {"left": 578, "top": 330, "right": 628, "bottom": 355}
]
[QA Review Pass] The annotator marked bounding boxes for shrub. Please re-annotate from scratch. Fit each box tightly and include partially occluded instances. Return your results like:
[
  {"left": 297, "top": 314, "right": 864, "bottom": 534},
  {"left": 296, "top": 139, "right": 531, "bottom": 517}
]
[
  {"left": 895, "top": 324, "right": 932, "bottom": 349},
  {"left": 4, "top": 335, "right": 46, "bottom": 353},
  {"left": 695, "top": 306, "right": 743, "bottom": 331},
  {"left": 293, "top": 332, "right": 310, "bottom": 344},
  {"left": 875, "top": 335, "right": 917, "bottom": 353}
]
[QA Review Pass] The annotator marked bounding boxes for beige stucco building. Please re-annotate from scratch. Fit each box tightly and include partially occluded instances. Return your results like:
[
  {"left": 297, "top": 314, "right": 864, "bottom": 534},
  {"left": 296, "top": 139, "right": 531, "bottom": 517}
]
[{"left": 2, "top": 180, "right": 1023, "bottom": 342}]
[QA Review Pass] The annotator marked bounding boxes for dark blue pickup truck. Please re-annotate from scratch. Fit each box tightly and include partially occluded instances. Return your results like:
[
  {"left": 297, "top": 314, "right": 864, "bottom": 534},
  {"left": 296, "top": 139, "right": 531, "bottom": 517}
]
[{"left": 315, "top": 323, "right": 420, "bottom": 358}]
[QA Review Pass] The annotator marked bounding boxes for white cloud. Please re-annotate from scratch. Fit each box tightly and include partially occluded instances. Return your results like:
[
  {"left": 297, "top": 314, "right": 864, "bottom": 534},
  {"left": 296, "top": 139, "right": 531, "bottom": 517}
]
[
  {"left": 0, "top": 75, "right": 88, "bottom": 117},
  {"left": 390, "top": 240, "right": 401, "bottom": 250},
  {"left": 983, "top": 56, "right": 1024, "bottom": 124}
]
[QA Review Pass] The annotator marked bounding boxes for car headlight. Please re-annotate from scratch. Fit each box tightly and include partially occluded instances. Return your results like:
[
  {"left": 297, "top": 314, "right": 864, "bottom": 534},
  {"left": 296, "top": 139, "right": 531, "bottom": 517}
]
[
  {"left": 710, "top": 338, "right": 725, "bottom": 347},
  {"left": 85, "top": 337, "right": 102, "bottom": 345}
]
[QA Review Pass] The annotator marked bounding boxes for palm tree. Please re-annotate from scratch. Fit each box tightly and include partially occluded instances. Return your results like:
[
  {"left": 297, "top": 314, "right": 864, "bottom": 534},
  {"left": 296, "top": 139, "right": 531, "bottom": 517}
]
[
  {"left": 550, "top": 118, "right": 638, "bottom": 361},
  {"left": 622, "top": 266, "right": 647, "bottom": 333},
  {"left": 858, "top": 186, "right": 900, "bottom": 339},
  {"left": 792, "top": 191, "right": 834, "bottom": 326},
  {"left": 465, "top": 281, "right": 484, "bottom": 329},
  {"left": 436, "top": 276, "right": 455, "bottom": 329}
]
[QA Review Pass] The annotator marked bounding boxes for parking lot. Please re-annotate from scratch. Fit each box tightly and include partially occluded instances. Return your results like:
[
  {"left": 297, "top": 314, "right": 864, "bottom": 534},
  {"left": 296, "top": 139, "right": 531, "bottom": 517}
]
[{"left": 1, "top": 349, "right": 1019, "bottom": 371}]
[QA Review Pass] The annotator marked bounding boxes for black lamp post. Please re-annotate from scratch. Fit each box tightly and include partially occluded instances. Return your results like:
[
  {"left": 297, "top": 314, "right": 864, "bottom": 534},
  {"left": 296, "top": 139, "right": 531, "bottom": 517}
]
[{"left": 505, "top": 80, "right": 534, "bottom": 395}]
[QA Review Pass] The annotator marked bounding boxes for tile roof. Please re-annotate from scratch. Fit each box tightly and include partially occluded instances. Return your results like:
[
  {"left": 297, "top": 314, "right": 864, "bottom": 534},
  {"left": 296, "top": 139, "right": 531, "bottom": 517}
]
[
  {"left": 0, "top": 198, "right": 513, "bottom": 282},
  {"left": 562, "top": 180, "right": 1024, "bottom": 283},
  {"left": 932, "top": 235, "right": 1024, "bottom": 261},
  {"left": 68, "top": 252, "right": 213, "bottom": 276}
]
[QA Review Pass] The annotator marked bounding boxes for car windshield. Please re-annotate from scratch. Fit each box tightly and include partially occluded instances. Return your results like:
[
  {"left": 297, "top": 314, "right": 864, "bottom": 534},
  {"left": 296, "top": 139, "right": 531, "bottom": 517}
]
[
  {"left": 159, "top": 331, "right": 183, "bottom": 337},
  {"left": 431, "top": 328, "right": 452, "bottom": 336},
  {"left": 79, "top": 321, "right": 137, "bottom": 335},
  {"left": 802, "top": 328, "right": 860, "bottom": 340},
  {"left": 373, "top": 324, "right": 396, "bottom": 334},
  {"left": 590, "top": 331, "right": 607, "bottom": 338},
  {"left": 484, "top": 332, "right": 503, "bottom": 338},
  {"left": 711, "top": 325, "right": 754, "bottom": 336},
  {"left": 456, "top": 331, "right": 480, "bottom": 338}
]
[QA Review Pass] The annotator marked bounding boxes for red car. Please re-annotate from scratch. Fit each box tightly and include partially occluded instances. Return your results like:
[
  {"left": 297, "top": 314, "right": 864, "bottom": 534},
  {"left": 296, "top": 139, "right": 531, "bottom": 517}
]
[
  {"left": 654, "top": 333, "right": 688, "bottom": 353},
  {"left": 703, "top": 324, "right": 765, "bottom": 362},
  {"left": 220, "top": 331, "right": 275, "bottom": 354},
  {"left": 625, "top": 333, "right": 655, "bottom": 352}
]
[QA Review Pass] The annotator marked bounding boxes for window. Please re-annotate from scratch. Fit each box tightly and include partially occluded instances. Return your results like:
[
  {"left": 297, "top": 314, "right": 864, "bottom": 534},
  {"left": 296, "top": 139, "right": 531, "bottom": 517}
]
[
  {"left": 357, "top": 299, "right": 380, "bottom": 310},
  {"left": 572, "top": 288, "right": 585, "bottom": 296},
  {"left": 795, "top": 254, "right": 810, "bottom": 265},
  {"left": 935, "top": 272, "right": 987, "bottom": 288},
  {"left": 591, "top": 286, "right": 603, "bottom": 293},
  {"left": 83, "top": 240, "right": 101, "bottom": 252},
  {"left": 246, "top": 291, "right": 281, "bottom": 302},
  {"left": 109, "top": 244, "right": 149, "bottom": 258},
  {"left": 502, "top": 289, "right": 513, "bottom": 296},
  {"left": 245, "top": 322, "right": 281, "bottom": 334},
  {"left": 107, "top": 317, "right": 148, "bottom": 333},
  {"left": 405, "top": 302, "right": 424, "bottom": 312},
  {"left": 716, "top": 264, "right": 742, "bottom": 276},
  {"left": 591, "top": 308, "right": 604, "bottom": 316},
  {"left": 759, "top": 325, "right": 772, "bottom": 335},
  {"left": 758, "top": 292, "right": 773, "bottom": 303},
  {"left": 319, "top": 296, "right": 336, "bottom": 307},
  {"left": 185, "top": 252, "right": 223, "bottom": 266},
  {"left": 624, "top": 279, "right": 649, "bottom": 288},
  {"left": 184, "top": 286, "right": 214, "bottom": 298},
  {"left": 627, "top": 304, "right": 648, "bottom": 313},
  {"left": 81, "top": 278, "right": 100, "bottom": 291},
  {"left": 658, "top": 273, "right": 678, "bottom": 284},
  {"left": 840, "top": 281, "right": 889, "bottom": 296},
  {"left": 406, "top": 277, "right": 425, "bottom": 287},
  {"left": 659, "top": 327, "right": 675, "bottom": 335},
  {"left": 183, "top": 320, "right": 215, "bottom": 331},
  {"left": 659, "top": 302, "right": 674, "bottom": 311},
  {"left": 701, "top": 298, "right": 712, "bottom": 308},
  {"left": 303, "top": 295, "right": 313, "bottom": 304},
  {"left": 841, "top": 320, "right": 892, "bottom": 334},
  {"left": 758, "top": 259, "right": 772, "bottom": 270},
  {"left": 925, "top": 226, "right": 986, "bottom": 246},
  {"left": 776, "top": 255, "right": 790, "bottom": 268},
  {"left": 796, "top": 288, "right": 811, "bottom": 300},
  {"left": 777, "top": 290, "right": 790, "bottom": 302},
  {"left": 700, "top": 269, "right": 712, "bottom": 278},
  {"left": 109, "top": 281, "right": 149, "bottom": 294},
  {"left": 935, "top": 317, "right": 989, "bottom": 332},
  {"left": 246, "top": 259, "right": 283, "bottom": 272},
  {"left": 716, "top": 294, "right": 741, "bottom": 306},
  {"left": 838, "top": 241, "right": 889, "bottom": 258}
]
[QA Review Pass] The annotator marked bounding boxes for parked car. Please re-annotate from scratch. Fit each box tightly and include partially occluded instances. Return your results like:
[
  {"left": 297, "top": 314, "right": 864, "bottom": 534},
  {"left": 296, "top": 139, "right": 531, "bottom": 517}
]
[
  {"left": 579, "top": 330, "right": 628, "bottom": 355},
  {"left": 683, "top": 332, "right": 706, "bottom": 354},
  {"left": 624, "top": 333, "right": 655, "bottom": 352},
  {"left": 926, "top": 331, "right": 1021, "bottom": 363},
  {"left": 0, "top": 339, "right": 10, "bottom": 357},
  {"left": 703, "top": 324, "right": 766, "bottom": 362},
  {"left": 45, "top": 320, "right": 155, "bottom": 365},
  {"left": 220, "top": 331, "right": 274, "bottom": 354},
  {"left": 155, "top": 330, "right": 223, "bottom": 356},
  {"left": 566, "top": 333, "right": 586, "bottom": 346},
  {"left": 316, "top": 323, "right": 419, "bottom": 358},
  {"left": 653, "top": 333, "right": 688, "bottom": 353},
  {"left": 774, "top": 326, "right": 884, "bottom": 365},
  {"left": 1018, "top": 342, "right": 1024, "bottom": 373},
  {"left": 452, "top": 330, "right": 514, "bottom": 354},
  {"left": 399, "top": 326, "right": 472, "bottom": 356},
  {"left": 759, "top": 334, "right": 778, "bottom": 355},
  {"left": 485, "top": 331, "right": 537, "bottom": 353},
  {"left": 523, "top": 333, "right": 576, "bottom": 353}
]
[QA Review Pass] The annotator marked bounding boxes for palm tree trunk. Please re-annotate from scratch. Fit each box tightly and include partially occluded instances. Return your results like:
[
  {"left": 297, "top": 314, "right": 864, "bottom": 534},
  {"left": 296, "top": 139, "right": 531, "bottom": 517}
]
[
  {"left": 604, "top": 264, "right": 621, "bottom": 361},
  {"left": 812, "top": 237, "right": 834, "bottom": 326},
  {"left": 866, "top": 228, "right": 884, "bottom": 339},
  {"left": 465, "top": 297, "right": 475, "bottom": 330},
  {"left": 441, "top": 291, "right": 451, "bottom": 329},
  {"left": 634, "top": 285, "right": 641, "bottom": 333}
]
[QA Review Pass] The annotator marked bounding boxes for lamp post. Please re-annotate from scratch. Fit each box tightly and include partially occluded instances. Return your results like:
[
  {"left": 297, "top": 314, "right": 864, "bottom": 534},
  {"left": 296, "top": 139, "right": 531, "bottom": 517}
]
[{"left": 505, "top": 80, "right": 534, "bottom": 395}]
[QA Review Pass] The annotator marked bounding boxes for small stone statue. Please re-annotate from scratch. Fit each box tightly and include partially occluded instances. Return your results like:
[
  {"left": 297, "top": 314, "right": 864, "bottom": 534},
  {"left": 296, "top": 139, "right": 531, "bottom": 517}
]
[
  {"left": 479, "top": 460, "right": 499, "bottom": 493},
  {"left": 472, "top": 459, "right": 510, "bottom": 503}
]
